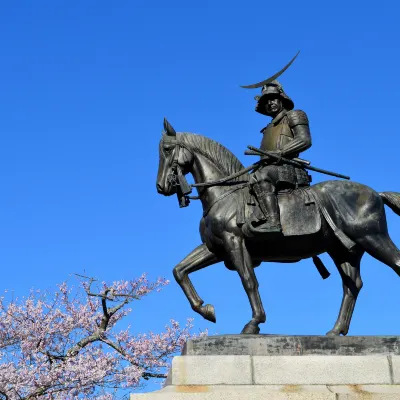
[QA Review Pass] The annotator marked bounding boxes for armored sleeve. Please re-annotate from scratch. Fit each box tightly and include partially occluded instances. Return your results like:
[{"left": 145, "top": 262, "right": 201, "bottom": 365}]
[{"left": 281, "top": 110, "right": 312, "bottom": 157}]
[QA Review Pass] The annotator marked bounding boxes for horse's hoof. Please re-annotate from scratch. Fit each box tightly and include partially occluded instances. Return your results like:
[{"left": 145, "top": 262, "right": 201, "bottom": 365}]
[
  {"left": 200, "top": 304, "right": 216, "bottom": 323},
  {"left": 326, "top": 329, "right": 341, "bottom": 337},
  {"left": 241, "top": 323, "right": 260, "bottom": 334}
]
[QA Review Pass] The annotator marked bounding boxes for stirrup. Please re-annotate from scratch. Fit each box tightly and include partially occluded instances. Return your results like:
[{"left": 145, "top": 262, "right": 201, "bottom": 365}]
[
  {"left": 242, "top": 218, "right": 282, "bottom": 238},
  {"left": 251, "top": 220, "right": 282, "bottom": 234}
]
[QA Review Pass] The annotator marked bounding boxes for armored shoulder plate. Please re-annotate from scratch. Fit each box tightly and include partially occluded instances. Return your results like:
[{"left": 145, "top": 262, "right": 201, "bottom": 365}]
[{"left": 287, "top": 110, "right": 309, "bottom": 127}]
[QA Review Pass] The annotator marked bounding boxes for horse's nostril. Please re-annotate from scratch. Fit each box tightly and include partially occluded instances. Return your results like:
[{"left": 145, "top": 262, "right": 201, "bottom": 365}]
[{"left": 156, "top": 184, "right": 164, "bottom": 194}]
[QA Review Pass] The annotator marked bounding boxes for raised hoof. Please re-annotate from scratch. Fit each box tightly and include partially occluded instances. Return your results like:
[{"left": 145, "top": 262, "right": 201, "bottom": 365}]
[
  {"left": 241, "top": 323, "right": 260, "bottom": 335},
  {"left": 200, "top": 304, "right": 216, "bottom": 323}
]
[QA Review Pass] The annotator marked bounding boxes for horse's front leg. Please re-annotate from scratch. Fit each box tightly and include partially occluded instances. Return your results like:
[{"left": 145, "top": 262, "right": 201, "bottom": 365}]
[
  {"left": 222, "top": 232, "right": 266, "bottom": 334},
  {"left": 173, "top": 243, "right": 220, "bottom": 323}
]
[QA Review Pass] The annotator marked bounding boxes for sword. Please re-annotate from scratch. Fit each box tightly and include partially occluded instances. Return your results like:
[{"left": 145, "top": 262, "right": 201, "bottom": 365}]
[
  {"left": 245, "top": 146, "right": 351, "bottom": 180},
  {"left": 246, "top": 150, "right": 310, "bottom": 166}
]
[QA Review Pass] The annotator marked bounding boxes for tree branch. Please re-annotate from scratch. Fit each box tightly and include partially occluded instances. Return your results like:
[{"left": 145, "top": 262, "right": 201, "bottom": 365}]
[
  {"left": 142, "top": 372, "right": 167, "bottom": 380},
  {"left": 0, "top": 390, "right": 9, "bottom": 400}
]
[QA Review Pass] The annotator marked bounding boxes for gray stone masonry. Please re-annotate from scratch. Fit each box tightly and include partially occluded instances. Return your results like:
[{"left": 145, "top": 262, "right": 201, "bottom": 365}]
[
  {"left": 183, "top": 335, "right": 400, "bottom": 356},
  {"left": 130, "top": 336, "right": 400, "bottom": 399}
]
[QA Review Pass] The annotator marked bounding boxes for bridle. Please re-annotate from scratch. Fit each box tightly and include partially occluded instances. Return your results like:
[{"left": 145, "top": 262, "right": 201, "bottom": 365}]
[
  {"left": 163, "top": 133, "right": 259, "bottom": 210},
  {"left": 164, "top": 134, "right": 198, "bottom": 208}
]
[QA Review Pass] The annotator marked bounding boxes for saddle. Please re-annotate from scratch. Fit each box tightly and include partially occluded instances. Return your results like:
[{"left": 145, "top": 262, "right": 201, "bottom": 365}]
[{"left": 237, "top": 186, "right": 321, "bottom": 237}]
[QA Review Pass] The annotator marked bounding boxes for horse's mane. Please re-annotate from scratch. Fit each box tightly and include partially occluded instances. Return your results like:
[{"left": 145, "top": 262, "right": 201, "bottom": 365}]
[{"left": 179, "top": 132, "right": 249, "bottom": 182}]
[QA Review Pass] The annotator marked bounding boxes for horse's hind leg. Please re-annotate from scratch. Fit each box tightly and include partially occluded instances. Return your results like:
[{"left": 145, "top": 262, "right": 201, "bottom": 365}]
[
  {"left": 356, "top": 233, "right": 400, "bottom": 276},
  {"left": 327, "top": 250, "right": 364, "bottom": 336},
  {"left": 173, "top": 243, "right": 220, "bottom": 323},
  {"left": 327, "top": 233, "right": 400, "bottom": 336}
]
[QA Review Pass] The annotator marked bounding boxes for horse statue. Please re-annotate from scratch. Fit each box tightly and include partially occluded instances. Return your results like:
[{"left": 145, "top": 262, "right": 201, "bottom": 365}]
[{"left": 156, "top": 119, "right": 400, "bottom": 336}]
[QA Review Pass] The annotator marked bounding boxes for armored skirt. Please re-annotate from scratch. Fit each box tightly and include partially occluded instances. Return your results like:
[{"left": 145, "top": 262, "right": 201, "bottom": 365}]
[{"left": 253, "top": 163, "right": 310, "bottom": 190}]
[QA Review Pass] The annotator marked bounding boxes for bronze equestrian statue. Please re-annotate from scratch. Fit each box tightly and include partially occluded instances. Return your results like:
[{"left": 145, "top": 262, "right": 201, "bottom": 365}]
[{"left": 156, "top": 54, "right": 400, "bottom": 336}]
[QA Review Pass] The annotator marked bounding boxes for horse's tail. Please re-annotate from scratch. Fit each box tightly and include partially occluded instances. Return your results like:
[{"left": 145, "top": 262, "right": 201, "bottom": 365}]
[{"left": 380, "top": 192, "right": 400, "bottom": 216}]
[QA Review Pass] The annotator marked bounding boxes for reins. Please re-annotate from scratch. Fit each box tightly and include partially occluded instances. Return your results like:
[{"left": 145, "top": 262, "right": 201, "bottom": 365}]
[
  {"left": 202, "top": 183, "right": 248, "bottom": 217},
  {"left": 166, "top": 137, "right": 259, "bottom": 211},
  {"left": 187, "top": 163, "right": 259, "bottom": 202},
  {"left": 191, "top": 162, "right": 261, "bottom": 188}
]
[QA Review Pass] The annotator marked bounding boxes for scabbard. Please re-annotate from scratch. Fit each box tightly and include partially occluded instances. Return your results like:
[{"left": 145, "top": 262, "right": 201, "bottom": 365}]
[
  {"left": 304, "top": 165, "right": 350, "bottom": 180},
  {"left": 247, "top": 145, "right": 350, "bottom": 180}
]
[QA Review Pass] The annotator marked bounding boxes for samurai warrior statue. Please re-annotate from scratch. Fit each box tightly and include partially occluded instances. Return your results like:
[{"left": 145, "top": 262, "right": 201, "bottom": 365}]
[{"left": 243, "top": 80, "right": 312, "bottom": 235}]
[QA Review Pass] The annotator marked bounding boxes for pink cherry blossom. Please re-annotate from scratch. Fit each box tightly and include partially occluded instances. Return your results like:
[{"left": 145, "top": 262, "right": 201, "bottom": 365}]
[{"left": 0, "top": 274, "right": 205, "bottom": 399}]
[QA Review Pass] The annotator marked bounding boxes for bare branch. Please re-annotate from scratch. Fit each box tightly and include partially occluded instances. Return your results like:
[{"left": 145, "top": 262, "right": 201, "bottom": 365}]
[
  {"left": 74, "top": 273, "right": 97, "bottom": 282},
  {"left": 0, "top": 390, "right": 9, "bottom": 400},
  {"left": 101, "top": 289, "right": 111, "bottom": 320},
  {"left": 142, "top": 372, "right": 167, "bottom": 380},
  {"left": 108, "top": 296, "right": 131, "bottom": 317},
  {"left": 66, "top": 331, "right": 102, "bottom": 357},
  {"left": 100, "top": 337, "right": 127, "bottom": 357},
  {"left": 87, "top": 292, "right": 139, "bottom": 302}
]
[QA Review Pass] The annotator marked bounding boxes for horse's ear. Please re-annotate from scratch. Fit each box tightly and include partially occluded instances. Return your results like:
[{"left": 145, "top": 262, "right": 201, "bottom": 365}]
[{"left": 163, "top": 118, "right": 176, "bottom": 137}]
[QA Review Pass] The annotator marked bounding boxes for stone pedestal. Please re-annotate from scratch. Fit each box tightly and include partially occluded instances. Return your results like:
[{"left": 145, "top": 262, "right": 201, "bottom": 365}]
[{"left": 130, "top": 335, "right": 400, "bottom": 399}]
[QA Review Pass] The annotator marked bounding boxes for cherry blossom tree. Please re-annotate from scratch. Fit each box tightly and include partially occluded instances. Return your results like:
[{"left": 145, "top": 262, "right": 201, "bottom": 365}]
[{"left": 0, "top": 274, "right": 203, "bottom": 399}]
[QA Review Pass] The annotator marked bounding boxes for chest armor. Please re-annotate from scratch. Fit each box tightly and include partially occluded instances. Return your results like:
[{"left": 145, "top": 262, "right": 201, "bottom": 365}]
[{"left": 260, "top": 118, "right": 293, "bottom": 152}]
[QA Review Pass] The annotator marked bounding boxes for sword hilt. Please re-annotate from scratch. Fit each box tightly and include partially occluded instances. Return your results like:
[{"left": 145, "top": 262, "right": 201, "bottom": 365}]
[{"left": 246, "top": 145, "right": 350, "bottom": 180}]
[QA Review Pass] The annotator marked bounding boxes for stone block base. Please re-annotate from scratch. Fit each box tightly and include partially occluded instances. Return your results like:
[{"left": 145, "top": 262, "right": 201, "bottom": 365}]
[
  {"left": 131, "top": 336, "right": 400, "bottom": 399},
  {"left": 131, "top": 384, "right": 400, "bottom": 399}
]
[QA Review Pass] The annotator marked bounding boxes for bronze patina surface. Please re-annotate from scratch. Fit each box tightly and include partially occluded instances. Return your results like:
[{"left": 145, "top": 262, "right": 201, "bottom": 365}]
[{"left": 156, "top": 54, "right": 400, "bottom": 336}]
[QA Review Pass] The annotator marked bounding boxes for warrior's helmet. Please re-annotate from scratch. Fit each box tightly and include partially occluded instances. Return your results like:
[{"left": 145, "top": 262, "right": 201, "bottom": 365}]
[{"left": 254, "top": 80, "right": 294, "bottom": 116}]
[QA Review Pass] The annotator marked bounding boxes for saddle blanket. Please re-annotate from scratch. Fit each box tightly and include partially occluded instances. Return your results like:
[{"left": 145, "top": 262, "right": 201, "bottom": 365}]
[{"left": 237, "top": 187, "right": 321, "bottom": 236}]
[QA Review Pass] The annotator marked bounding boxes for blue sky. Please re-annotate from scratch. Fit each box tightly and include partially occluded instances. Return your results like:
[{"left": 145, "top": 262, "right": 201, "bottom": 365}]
[{"left": 1, "top": 0, "right": 400, "bottom": 395}]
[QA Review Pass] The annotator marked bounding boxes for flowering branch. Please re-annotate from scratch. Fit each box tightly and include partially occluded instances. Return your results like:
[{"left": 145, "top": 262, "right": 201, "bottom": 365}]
[{"left": 0, "top": 274, "right": 205, "bottom": 399}]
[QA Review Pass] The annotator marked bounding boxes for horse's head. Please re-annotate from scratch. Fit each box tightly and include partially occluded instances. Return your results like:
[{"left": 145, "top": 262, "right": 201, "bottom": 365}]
[{"left": 156, "top": 119, "right": 194, "bottom": 196}]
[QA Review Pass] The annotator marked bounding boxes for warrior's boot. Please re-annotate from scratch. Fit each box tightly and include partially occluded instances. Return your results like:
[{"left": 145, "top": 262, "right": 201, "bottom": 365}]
[{"left": 253, "top": 192, "right": 282, "bottom": 234}]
